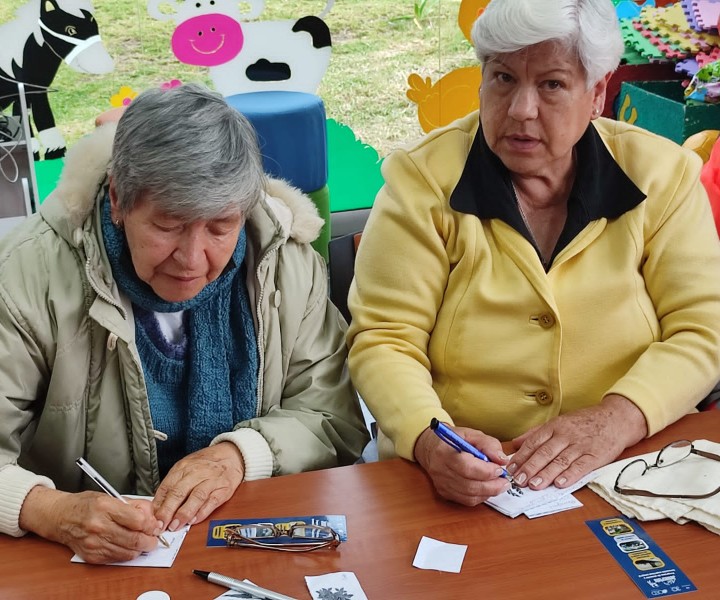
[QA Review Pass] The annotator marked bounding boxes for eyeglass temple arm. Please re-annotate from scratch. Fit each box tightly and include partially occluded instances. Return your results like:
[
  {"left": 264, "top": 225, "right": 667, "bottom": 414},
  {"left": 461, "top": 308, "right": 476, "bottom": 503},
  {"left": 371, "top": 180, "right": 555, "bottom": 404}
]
[
  {"left": 617, "top": 447, "right": 720, "bottom": 500},
  {"left": 692, "top": 448, "right": 720, "bottom": 462},
  {"left": 618, "top": 486, "right": 720, "bottom": 500}
]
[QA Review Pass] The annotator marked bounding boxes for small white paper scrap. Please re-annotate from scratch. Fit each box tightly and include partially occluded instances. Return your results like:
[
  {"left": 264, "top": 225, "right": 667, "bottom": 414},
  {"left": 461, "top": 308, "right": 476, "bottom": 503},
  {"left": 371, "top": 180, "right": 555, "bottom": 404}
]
[
  {"left": 136, "top": 592, "right": 170, "bottom": 600},
  {"left": 305, "top": 572, "right": 369, "bottom": 600},
  {"left": 71, "top": 525, "right": 189, "bottom": 568},
  {"left": 412, "top": 536, "right": 467, "bottom": 574}
]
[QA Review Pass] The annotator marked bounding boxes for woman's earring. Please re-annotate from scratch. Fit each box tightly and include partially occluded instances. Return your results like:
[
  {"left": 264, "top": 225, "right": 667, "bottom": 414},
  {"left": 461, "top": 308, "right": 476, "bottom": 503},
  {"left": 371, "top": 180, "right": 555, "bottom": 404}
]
[
  {"left": 113, "top": 218, "right": 122, "bottom": 228},
  {"left": 592, "top": 108, "right": 600, "bottom": 118}
]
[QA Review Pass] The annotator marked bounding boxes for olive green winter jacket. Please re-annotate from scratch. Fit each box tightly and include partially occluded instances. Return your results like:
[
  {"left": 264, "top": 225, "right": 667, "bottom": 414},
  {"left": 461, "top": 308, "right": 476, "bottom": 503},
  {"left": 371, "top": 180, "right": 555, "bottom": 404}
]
[{"left": 0, "top": 124, "right": 368, "bottom": 537}]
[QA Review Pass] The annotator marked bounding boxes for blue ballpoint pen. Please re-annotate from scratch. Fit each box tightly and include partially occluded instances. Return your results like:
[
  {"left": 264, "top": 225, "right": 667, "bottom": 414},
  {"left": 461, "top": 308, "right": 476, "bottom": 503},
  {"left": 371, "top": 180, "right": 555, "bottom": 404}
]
[{"left": 430, "top": 418, "right": 513, "bottom": 481}]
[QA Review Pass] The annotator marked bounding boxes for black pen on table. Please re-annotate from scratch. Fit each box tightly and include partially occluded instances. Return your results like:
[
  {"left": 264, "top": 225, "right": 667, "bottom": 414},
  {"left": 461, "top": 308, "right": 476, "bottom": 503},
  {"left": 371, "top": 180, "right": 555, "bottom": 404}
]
[
  {"left": 193, "top": 569, "right": 299, "bottom": 600},
  {"left": 75, "top": 457, "right": 170, "bottom": 548},
  {"left": 430, "top": 418, "right": 514, "bottom": 482}
]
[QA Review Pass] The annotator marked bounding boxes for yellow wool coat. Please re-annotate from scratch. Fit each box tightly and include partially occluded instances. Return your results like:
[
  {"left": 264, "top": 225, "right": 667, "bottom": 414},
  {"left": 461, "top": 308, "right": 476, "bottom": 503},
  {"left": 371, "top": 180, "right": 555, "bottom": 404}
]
[{"left": 347, "top": 112, "right": 720, "bottom": 461}]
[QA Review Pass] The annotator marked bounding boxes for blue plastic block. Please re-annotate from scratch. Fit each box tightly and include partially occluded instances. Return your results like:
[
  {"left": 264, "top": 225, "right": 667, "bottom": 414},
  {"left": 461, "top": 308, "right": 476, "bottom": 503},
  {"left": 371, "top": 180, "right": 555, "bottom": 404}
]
[{"left": 226, "top": 91, "right": 327, "bottom": 193}]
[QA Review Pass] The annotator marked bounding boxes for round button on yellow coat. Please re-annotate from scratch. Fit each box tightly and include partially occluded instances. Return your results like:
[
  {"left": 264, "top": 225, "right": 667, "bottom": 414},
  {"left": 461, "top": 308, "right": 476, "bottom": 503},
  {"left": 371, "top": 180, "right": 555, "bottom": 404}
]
[
  {"left": 538, "top": 313, "right": 556, "bottom": 328},
  {"left": 536, "top": 390, "right": 553, "bottom": 405}
]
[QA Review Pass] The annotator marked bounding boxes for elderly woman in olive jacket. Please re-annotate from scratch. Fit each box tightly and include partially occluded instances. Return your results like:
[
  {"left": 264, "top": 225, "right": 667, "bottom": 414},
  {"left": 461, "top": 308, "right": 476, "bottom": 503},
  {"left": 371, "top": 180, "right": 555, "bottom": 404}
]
[{"left": 0, "top": 84, "right": 368, "bottom": 563}]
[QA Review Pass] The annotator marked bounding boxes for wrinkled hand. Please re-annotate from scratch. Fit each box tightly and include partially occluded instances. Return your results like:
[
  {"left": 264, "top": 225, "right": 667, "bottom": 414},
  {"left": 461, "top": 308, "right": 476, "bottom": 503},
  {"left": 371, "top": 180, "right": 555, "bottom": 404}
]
[
  {"left": 20, "top": 486, "right": 161, "bottom": 564},
  {"left": 509, "top": 394, "right": 648, "bottom": 490},
  {"left": 414, "top": 424, "right": 511, "bottom": 506},
  {"left": 152, "top": 442, "right": 244, "bottom": 532}
]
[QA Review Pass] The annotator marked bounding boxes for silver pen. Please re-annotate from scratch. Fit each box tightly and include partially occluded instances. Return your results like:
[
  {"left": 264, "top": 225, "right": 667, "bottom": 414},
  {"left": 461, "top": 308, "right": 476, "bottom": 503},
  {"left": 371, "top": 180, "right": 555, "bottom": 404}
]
[
  {"left": 75, "top": 457, "right": 170, "bottom": 548},
  {"left": 193, "top": 569, "right": 299, "bottom": 600}
]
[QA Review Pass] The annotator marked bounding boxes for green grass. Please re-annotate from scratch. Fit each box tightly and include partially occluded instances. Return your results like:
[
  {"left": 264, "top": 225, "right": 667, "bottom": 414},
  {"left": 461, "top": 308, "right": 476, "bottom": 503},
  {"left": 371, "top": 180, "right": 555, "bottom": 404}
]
[{"left": 1, "top": 0, "right": 475, "bottom": 157}]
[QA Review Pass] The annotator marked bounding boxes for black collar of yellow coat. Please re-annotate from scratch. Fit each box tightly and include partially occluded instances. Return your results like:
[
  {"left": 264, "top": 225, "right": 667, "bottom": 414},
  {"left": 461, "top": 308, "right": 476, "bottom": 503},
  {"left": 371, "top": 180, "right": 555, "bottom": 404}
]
[{"left": 449, "top": 121, "right": 647, "bottom": 268}]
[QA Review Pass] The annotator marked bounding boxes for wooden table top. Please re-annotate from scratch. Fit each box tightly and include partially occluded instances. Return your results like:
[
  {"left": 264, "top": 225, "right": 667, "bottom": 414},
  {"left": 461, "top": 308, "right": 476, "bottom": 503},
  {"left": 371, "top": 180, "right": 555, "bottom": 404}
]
[{"left": 1, "top": 411, "right": 718, "bottom": 600}]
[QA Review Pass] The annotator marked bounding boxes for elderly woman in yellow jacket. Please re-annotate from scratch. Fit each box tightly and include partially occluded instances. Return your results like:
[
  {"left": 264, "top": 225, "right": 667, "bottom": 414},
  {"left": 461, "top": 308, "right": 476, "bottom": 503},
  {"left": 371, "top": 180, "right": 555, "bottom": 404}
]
[{"left": 347, "top": 0, "right": 720, "bottom": 506}]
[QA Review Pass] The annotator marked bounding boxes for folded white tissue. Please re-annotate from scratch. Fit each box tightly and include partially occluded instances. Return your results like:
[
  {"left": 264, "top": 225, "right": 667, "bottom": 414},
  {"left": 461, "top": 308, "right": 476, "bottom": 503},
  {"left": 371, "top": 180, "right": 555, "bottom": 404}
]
[{"left": 588, "top": 439, "right": 720, "bottom": 535}]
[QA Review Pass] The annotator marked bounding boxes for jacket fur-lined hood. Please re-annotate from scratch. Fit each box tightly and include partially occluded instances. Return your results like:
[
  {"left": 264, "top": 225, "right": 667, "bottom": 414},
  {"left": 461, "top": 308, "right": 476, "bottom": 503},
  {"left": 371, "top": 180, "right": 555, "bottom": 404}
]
[{"left": 42, "top": 122, "right": 324, "bottom": 245}]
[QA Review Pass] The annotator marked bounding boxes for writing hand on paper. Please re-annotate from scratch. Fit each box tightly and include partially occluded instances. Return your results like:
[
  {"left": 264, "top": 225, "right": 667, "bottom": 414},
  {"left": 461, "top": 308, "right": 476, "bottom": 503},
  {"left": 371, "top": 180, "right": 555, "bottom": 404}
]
[
  {"left": 509, "top": 394, "right": 648, "bottom": 491},
  {"left": 152, "top": 442, "right": 244, "bottom": 533},
  {"left": 414, "top": 426, "right": 512, "bottom": 506},
  {"left": 19, "top": 486, "right": 160, "bottom": 564}
]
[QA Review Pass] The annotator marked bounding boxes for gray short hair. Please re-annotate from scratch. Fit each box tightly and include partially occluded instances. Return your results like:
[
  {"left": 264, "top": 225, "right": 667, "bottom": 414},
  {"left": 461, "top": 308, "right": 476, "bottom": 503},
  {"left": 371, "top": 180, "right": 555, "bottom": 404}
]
[
  {"left": 111, "top": 83, "right": 266, "bottom": 220},
  {"left": 471, "top": 0, "right": 623, "bottom": 89}
]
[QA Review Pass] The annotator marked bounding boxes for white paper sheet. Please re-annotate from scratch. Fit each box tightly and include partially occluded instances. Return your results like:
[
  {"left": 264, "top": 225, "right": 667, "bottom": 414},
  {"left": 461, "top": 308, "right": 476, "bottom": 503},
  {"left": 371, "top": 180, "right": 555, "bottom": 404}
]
[
  {"left": 305, "top": 572, "right": 369, "bottom": 600},
  {"left": 485, "top": 471, "right": 596, "bottom": 518},
  {"left": 71, "top": 525, "right": 189, "bottom": 568},
  {"left": 412, "top": 536, "right": 467, "bottom": 573},
  {"left": 524, "top": 493, "right": 583, "bottom": 518}
]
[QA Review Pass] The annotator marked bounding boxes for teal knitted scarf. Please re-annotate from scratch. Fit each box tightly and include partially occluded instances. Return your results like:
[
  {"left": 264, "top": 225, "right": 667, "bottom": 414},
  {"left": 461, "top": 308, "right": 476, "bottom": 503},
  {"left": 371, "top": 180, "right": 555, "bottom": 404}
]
[{"left": 101, "top": 195, "right": 258, "bottom": 456}]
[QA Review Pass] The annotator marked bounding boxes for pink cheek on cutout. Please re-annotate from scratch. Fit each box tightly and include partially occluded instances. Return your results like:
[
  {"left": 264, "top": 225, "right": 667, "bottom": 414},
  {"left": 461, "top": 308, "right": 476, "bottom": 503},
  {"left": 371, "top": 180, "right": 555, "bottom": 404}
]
[{"left": 171, "top": 14, "right": 243, "bottom": 67}]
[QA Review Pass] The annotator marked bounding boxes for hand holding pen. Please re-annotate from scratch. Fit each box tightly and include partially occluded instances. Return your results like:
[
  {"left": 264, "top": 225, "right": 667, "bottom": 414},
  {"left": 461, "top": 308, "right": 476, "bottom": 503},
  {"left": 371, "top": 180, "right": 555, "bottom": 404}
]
[
  {"left": 430, "top": 418, "right": 513, "bottom": 482},
  {"left": 76, "top": 458, "right": 170, "bottom": 548}
]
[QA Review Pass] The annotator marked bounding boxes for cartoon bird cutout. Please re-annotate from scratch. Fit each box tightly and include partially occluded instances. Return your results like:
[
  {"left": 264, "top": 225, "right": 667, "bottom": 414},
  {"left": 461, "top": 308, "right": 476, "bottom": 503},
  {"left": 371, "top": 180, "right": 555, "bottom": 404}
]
[
  {"left": 458, "top": 0, "right": 489, "bottom": 41},
  {"left": 407, "top": 67, "right": 482, "bottom": 133},
  {"left": 406, "top": 0, "right": 489, "bottom": 133}
]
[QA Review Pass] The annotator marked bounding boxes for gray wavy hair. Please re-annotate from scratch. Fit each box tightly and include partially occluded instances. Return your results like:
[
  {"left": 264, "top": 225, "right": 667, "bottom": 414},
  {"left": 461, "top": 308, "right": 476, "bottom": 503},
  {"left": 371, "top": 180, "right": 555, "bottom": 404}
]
[
  {"left": 471, "top": 0, "right": 623, "bottom": 89},
  {"left": 111, "top": 83, "right": 266, "bottom": 220}
]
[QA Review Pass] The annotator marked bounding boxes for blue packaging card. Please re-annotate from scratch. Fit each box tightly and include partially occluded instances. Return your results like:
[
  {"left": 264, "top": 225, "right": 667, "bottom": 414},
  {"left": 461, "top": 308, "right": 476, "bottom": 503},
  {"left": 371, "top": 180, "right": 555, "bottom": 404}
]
[
  {"left": 586, "top": 517, "right": 697, "bottom": 597},
  {"left": 207, "top": 514, "right": 348, "bottom": 547}
]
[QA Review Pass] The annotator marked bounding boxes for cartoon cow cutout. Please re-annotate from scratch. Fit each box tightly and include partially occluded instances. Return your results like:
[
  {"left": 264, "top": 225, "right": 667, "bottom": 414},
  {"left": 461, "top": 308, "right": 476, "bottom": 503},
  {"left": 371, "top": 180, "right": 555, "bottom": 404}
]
[
  {"left": 147, "top": 0, "right": 334, "bottom": 95},
  {"left": 0, "top": 0, "right": 114, "bottom": 159}
]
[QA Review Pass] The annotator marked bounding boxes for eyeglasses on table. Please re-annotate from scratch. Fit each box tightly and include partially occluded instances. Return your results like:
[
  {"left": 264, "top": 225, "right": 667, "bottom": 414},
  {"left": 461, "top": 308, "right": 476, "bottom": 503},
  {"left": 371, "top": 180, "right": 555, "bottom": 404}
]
[
  {"left": 224, "top": 523, "right": 341, "bottom": 552},
  {"left": 614, "top": 439, "right": 720, "bottom": 499}
]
